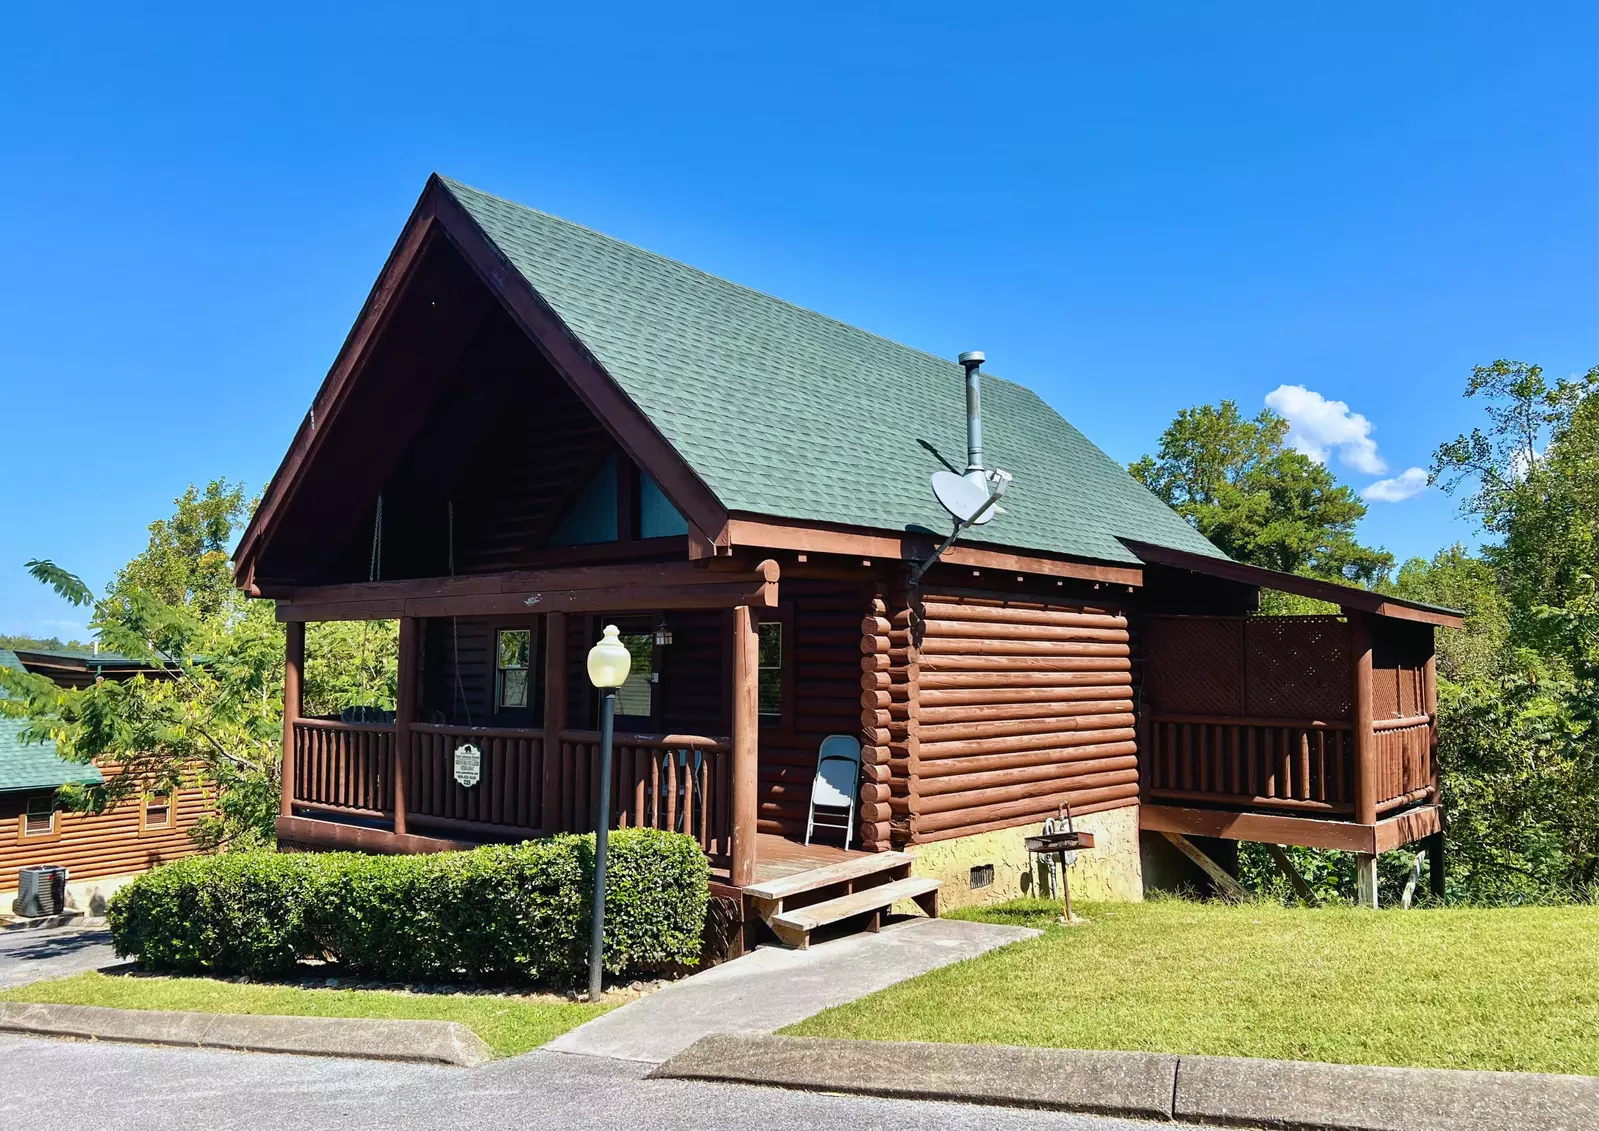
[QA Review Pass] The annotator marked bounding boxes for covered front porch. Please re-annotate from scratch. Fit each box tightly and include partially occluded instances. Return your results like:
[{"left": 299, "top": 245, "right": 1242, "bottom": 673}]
[{"left": 272, "top": 558, "right": 880, "bottom": 896}]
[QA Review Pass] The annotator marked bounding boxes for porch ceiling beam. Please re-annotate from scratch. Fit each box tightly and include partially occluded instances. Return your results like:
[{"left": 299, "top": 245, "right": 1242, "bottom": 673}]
[
  {"left": 719, "top": 517, "right": 1143, "bottom": 587},
  {"left": 274, "top": 560, "right": 780, "bottom": 622}
]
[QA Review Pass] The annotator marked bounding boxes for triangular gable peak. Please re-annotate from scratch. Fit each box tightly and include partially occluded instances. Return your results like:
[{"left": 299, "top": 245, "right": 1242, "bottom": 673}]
[{"left": 236, "top": 178, "right": 727, "bottom": 589}]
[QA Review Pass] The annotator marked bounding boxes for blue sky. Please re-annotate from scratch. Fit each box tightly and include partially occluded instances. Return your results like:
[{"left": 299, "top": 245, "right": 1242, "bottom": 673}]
[{"left": 2, "top": 2, "right": 1594, "bottom": 639}]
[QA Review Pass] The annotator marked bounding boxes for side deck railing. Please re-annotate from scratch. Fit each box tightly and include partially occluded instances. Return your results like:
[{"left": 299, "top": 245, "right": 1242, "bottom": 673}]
[
  {"left": 1142, "top": 712, "right": 1434, "bottom": 819},
  {"left": 289, "top": 718, "right": 728, "bottom": 857}
]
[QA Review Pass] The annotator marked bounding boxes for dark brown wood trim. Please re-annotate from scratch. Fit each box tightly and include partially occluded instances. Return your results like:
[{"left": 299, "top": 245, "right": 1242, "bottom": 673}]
[
  {"left": 429, "top": 182, "right": 730, "bottom": 541},
  {"left": 275, "top": 814, "right": 470, "bottom": 855},
  {"left": 1122, "top": 539, "right": 1465, "bottom": 628},
  {"left": 1139, "top": 802, "right": 1444, "bottom": 854},
  {"left": 724, "top": 517, "right": 1143, "bottom": 586}
]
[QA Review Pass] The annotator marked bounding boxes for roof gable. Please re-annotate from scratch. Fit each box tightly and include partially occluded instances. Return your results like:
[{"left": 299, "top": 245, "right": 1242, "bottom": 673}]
[{"left": 440, "top": 177, "right": 1226, "bottom": 566}]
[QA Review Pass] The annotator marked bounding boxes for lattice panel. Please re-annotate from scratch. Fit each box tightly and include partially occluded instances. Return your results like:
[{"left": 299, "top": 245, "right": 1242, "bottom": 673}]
[
  {"left": 1142, "top": 617, "right": 1244, "bottom": 715},
  {"left": 1243, "top": 617, "right": 1351, "bottom": 721}
]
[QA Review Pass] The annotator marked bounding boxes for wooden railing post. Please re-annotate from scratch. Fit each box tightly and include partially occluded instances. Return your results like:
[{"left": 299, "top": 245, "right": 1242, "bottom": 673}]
[
  {"left": 281, "top": 619, "right": 304, "bottom": 819},
  {"left": 542, "top": 611, "right": 568, "bottom": 833},
  {"left": 730, "top": 605, "right": 759, "bottom": 887},
  {"left": 1346, "top": 609, "right": 1377, "bottom": 826},
  {"left": 393, "top": 616, "right": 419, "bottom": 836}
]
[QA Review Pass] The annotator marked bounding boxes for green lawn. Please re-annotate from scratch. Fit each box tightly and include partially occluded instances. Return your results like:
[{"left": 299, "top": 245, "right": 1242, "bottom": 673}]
[
  {"left": 0, "top": 972, "right": 612, "bottom": 1058},
  {"left": 784, "top": 898, "right": 1599, "bottom": 1076}
]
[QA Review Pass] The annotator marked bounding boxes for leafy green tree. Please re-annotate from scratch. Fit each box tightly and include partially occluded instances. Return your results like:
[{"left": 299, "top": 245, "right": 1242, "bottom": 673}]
[
  {"left": 1385, "top": 545, "right": 1510, "bottom": 685},
  {"left": 0, "top": 482, "right": 398, "bottom": 850},
  {"left": 1131, "top": 401, "right": 1394, "bottom": 587}
]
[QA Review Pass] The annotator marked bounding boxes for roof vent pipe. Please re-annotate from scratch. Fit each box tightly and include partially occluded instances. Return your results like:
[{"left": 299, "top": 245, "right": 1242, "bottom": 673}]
[{"left": 958, "top": 350, "right": 986, "bottom": 487}]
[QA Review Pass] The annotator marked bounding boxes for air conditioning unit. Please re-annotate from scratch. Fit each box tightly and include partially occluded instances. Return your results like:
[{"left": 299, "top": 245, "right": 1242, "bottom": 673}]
[{"left": 14, "top": 865, "right": 69, "bottom": 918}]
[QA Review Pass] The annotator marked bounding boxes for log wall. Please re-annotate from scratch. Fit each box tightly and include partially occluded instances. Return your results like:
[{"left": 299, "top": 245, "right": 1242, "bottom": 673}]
[
  {"left": 0, "top": 771, "right": 208, "bottom": 894},
  {"left": 899, "top": 589, "right": 1137, "bottom": 844},
  {"left": 757, "top": 580, "right": 874, "bottom": 841}
]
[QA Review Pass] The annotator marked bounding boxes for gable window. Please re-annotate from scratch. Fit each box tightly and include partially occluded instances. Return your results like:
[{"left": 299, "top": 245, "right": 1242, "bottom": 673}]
[
  {"left": 142, "top": 793, "right": 173, "bottom": 831},
  {"left": 22, "top": 795, "right": 56, "bottom": 838},
  {"left": 638, "top": 472, "right": 689, "bottom": 539},
  {"left": 496, "top": 629, "right": 532, "bottom": 710},
  {"left": 758, "top": 622, "right": 783, "bottom": 719},
  {"left": 546, "top": 453, "right": 620, "bottom": 547}
]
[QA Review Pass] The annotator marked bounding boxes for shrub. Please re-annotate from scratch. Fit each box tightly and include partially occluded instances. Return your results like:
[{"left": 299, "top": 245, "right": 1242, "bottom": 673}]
[{"left": 107, "top": 829, "right": 710, "bottom": 985}]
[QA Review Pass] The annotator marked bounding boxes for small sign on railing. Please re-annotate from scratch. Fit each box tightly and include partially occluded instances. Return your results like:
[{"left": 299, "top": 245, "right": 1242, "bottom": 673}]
[{"left": 453, "top": 743, "right": 482, "bottom": 788}]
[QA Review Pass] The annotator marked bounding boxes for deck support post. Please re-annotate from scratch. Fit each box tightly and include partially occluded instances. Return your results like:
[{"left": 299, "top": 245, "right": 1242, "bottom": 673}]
[
  {"left": 730, "top": 605, "right": 759, "bottom": 888},
  {"left": 543, "top": 611, "right": 568, "bottom": 833},
  {"left": 1426, "top": 832, "right": 1445, "bottom": 899},
  {"left": 280, "top": 619, "right": 304, "bottom": 819},
  {"left": 1355, "top": 853, "right": 1379, "bottom": 908},
  {"left": 393, "top": 616, "right": 419, "bottom": 836},
  {"left": 1346, "top": 609, "right": 1377, "bottom": 827}
]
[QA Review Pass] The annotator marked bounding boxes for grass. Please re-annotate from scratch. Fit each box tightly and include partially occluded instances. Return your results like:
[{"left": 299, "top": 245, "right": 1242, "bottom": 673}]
[
  {"left": 783, "top": 897, "right": 1599, "bottom": 1076},
  {"left": 0, "top": 972, "right": 612, "bottom": 1058}
]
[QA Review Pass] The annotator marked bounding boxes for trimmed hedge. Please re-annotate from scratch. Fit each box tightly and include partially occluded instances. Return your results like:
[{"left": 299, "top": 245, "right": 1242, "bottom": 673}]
[{"left": 107, "top": 829, "right": 710, "bottom": 985}]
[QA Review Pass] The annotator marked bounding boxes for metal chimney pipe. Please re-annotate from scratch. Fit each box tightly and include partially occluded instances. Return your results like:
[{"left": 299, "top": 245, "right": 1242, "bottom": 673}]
[{"left": 958, "top": 350, "right": 986, "bottom": 485}]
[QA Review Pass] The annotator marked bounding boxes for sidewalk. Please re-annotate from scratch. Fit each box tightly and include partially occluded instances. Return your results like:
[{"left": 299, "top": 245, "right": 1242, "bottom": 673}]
[{"left": 547, "top": 916, "right": 1036, "bottom": 1063}]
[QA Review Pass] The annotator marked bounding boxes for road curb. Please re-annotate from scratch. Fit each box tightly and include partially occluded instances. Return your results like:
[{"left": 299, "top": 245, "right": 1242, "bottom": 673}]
[
  {"left": 651, "top": 1034, "right": 1599, "bottom": 1130},
  {"left": 0, "top": 1001, "right": 493, "bottom": 1067}
]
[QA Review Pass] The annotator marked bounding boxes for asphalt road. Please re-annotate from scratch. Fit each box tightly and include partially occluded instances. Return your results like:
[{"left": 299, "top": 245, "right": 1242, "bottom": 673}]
[
  {"left": 0, "top": 924, "right": 121, "bottom": 989},
  {"left": 0, "top": 1034, "right": 1182, "bottom": 1131}
]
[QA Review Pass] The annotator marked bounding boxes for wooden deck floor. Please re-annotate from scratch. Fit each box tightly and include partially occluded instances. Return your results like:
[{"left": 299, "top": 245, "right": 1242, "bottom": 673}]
[{"left": 710, "top": 833, "right": 868, "bottom": 887}]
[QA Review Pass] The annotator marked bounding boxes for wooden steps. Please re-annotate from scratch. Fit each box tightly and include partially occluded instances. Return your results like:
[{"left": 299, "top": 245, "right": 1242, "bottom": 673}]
[{"left": 744, "top": 850, "right": 941, "bottom": 950}]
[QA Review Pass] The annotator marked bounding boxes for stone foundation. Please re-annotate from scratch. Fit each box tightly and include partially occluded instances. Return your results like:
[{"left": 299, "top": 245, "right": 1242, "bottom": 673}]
[{"left": 907, "top": 805, "right": 1144, "bottom": 911}]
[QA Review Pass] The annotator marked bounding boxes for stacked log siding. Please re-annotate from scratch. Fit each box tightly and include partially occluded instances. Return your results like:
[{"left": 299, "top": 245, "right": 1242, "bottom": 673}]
[
  {"left": 1, "top": 773, "right": 208, "bottom": 895},
  {"left": 907, "top": 592, "right": 1136, "bottom": 843}
]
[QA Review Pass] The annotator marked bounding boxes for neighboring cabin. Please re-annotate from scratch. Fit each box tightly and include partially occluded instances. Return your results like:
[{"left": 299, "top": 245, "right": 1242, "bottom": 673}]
[
  {"left": 235, "top": 175, "right": 1460, "bottom": 951},
  {"left": 0, "top": 648, "right": 207, "bottom": 915}
]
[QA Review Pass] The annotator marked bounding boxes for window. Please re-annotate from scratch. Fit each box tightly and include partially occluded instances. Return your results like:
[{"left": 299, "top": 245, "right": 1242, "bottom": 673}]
[
  {"left": 758, "top": 622, "right": 783, "bottom": 718},
  {"left": 545, "top": 453, "right": 619, "bottom": 546},
  {"left": 495, "top": 629, "right": 532, "bottom": 710},
  {"left": 614, "top": 632, "right": 655, "bottom": 719},
  {"left": 22, "top": 795, "right": 56, "bottom": 837},
  {"left": 638, "top": 472, "right": 689, "bottom": 539},
  {"left": 142, "top": 793, "right": 173, "bottom": 831}
]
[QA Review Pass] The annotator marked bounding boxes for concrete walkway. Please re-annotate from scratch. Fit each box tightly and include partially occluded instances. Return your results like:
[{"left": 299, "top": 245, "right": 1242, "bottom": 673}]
[
  {"left": 547, "top": 916, "right": 1036, "bottom": 1063},
  {"left": 0, "top": 924, "right": 121, "bottom": 990}
]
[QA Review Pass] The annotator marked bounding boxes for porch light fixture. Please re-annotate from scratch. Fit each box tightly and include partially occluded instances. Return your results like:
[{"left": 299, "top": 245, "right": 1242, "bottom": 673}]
[
  {"left": 653, "top": 623, "right": 673, "bottom": 647},
  {"left": 584, "top": 625, "right": 632, "bottom": 1001}
]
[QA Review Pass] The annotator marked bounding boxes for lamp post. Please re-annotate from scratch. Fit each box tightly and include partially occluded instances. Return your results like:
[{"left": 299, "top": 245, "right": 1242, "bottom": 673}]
[{"left": 584, "top": 624, "right": 632, "bottom": 1002}]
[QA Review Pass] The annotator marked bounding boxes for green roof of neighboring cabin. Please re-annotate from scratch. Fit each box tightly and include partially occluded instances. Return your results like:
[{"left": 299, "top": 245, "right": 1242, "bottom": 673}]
[
  {"left": 0, "top": 649, "right": 103, "bottom": 794},
  {"left": 441, "top": 178, "right": 1227, "bottom": 566}
]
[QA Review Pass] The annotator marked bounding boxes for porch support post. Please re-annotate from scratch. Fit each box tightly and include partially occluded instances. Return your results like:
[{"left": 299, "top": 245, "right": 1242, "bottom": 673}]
[
  {"left": 1346, "top": 608, "right": 1377, "bottom": 826},
  {"left": 393, "top": 616, "right": 419, "bottom": 836},
  {"left": 280, "top": 620, "right": 304, "bottom": 819},
  {"left": 542, "top": 611, "right": 568, "bottom": 833},
  {"left": 1355, "top": 854, "right": 1379, "bottom": 909},
  {"left": 730, "top": 604, "right": 759, "bottom": 888}
]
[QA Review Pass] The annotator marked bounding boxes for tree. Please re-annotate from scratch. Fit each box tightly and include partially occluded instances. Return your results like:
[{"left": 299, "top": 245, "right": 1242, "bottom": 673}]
[
  {"left": 1131, "top": 401, "right": 1394, "bottom": 586},
  {"left": 1385, "top": 545, "right": 1510, "bottom": 685},
  {"left": 0, "top": 482, "right": 398, "bottom": 850}
]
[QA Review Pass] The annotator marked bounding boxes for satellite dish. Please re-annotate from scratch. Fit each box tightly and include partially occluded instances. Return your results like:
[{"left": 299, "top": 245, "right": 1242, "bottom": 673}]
[{"left": 932, "top": 470, "right": 999, "bottom": 526}]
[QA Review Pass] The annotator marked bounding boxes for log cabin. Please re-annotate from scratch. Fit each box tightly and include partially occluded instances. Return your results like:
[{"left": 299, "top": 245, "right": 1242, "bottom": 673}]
[
  {"left": 1, "top": 648, "right": 207, "bottom": 916},
  {"left": 237, "top": 175, "right": 1461, "bottom": 949}
]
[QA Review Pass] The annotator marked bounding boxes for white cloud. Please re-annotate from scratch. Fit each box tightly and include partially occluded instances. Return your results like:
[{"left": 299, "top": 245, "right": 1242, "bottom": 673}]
[
  {"left": 1264, "top": 384, "right": 1387, "bottom": 475},
  {"left": 1361, "top": 467, "right": 1429, "bottom": 503}
]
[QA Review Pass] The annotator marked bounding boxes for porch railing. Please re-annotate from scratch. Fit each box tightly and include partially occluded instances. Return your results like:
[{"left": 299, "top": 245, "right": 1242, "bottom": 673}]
[
  {"left": 407, "top": 723, "right": 545, "bottom": 838},
  {"left": 1143, "top": 712, "right": 1434, "bottom": 818},
  {"left": 288, "top": 718, "right": 729, "bottom": 856},
  {"left": 556, "top": 730, "right": 732, "bottom": 860},
  {"left": 291, "top": 718, "right": 394, "bottom": 818}
]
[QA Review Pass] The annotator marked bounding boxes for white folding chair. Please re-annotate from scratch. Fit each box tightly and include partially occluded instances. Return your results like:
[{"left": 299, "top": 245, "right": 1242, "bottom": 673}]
[{"left": 805, "top": 734, "right": 862, "bottom": 850}]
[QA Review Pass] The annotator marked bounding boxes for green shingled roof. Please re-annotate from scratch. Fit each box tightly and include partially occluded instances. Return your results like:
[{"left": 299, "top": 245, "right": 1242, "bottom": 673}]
[
  {"left": 441, "top": 178, "right": 1227, "bottom": 566},
  {"left": 0, "top": 649, "right": 102, "bottom": 794}
]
